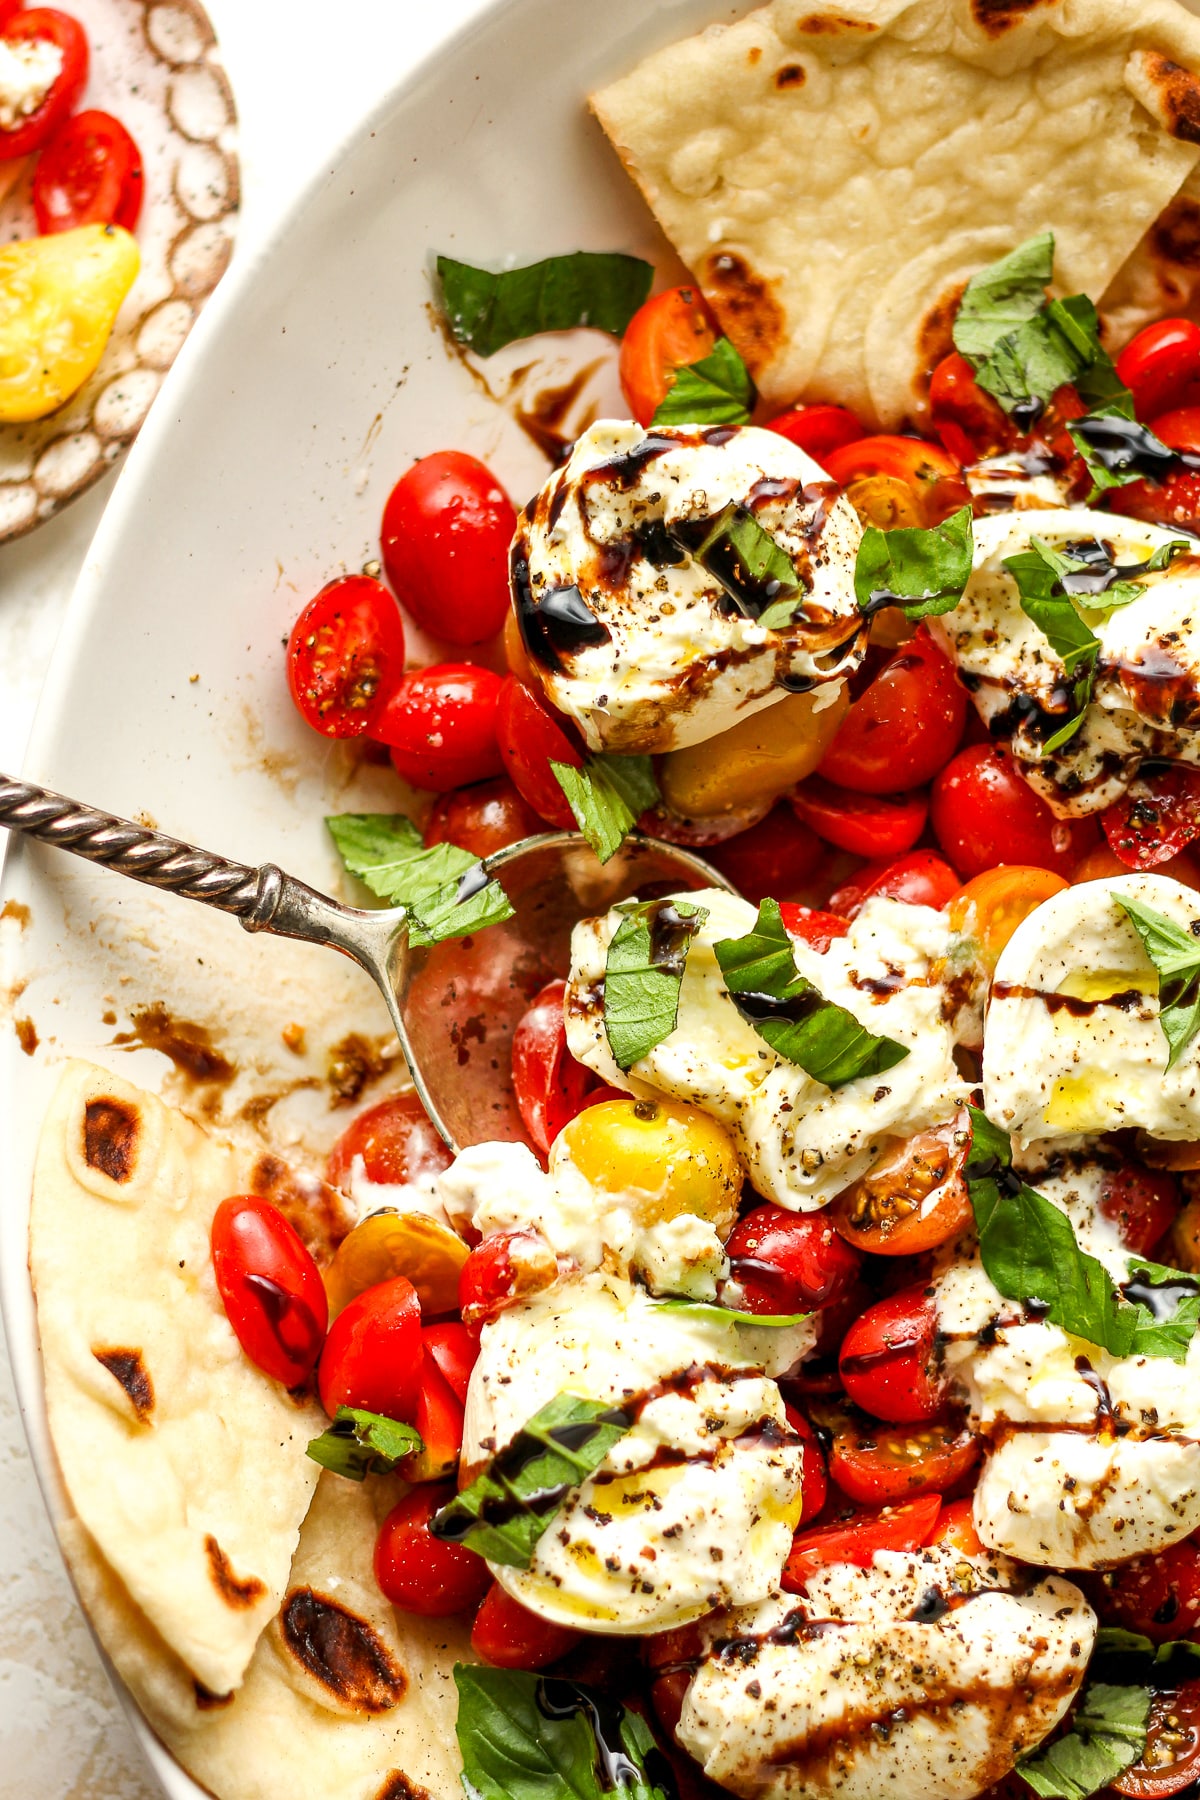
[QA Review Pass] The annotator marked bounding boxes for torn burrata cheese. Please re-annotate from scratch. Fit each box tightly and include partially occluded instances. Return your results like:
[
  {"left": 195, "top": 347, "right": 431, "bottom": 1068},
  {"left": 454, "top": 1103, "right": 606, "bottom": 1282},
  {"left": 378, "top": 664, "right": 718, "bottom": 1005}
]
[
  {"left": 676, "top": 1545, "right": 1093, "bottom": 1800},
  {"left": 510, "top": 420, "right": 865, "bottom": 754}
]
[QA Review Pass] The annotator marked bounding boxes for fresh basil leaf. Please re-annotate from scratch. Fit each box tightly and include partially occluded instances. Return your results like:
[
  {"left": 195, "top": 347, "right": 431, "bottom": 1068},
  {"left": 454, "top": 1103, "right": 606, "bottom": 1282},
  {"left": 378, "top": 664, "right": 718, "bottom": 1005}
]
[
  {"left": 306, "top": 1407, "right": 423, "bottom": 1482},
  {"left": 552, "top": 754, "right": 659, "bottom": 865},
  {"left": 1018, "top": 1680, "right": 1150, "bottom": 1800},
  {"left": 436, "top": 252, "right": 653, "bottom": 357},
  {"left": 964, "top": 1104, "right": 1013, "bottom": 1181},
  {"left": 1001, "top": 537, "right": 1101, "bottom": 751},
  {"left": 976, "top": 295, "right": 1122, "bottom": 421},
  {"left": 1069, "top": 411, "right": 1178, "bottom": 498},
  {"left": 655, "top": 1298, "right": 810, "bottom": 1329},
  {"left": 1096, "top": 1627, "right": 1200, "bottom": 1666},
  {"left": 405, "top": 862, "right": 515, "bottom": 948},
  {"left": 602, "top": 897, "right": 708, "bottom": 1071},
  {"left": 953, "top": 234, "right": 1055, "bottom": 363},
  {"left": 1116, "top": 892, "right": 1200, "bottom": 1071},
  {"left": 651, "top": 337, "right": 756, "bottom": 428},
  {"left": 454, "top": 1666, "right": 669, "bottom": 1800},
  {"left": 713, "top": 898, "right": 909, "bottom": 1090},
  {"left": 757, "top": 594, "right": 807, "bottom": 630},
  {"left": 327, "top": 812, "right": 471, "bottom": 903},
  {"left": 684, "top": 502, "right": 804, "bottom": 622},
  {"left": 853, "top": 506, "right": 974, "bottom": 620},
  {"left": 1123, "top": 1256, "right": 1200, "bottom": 1361},
  {"left": 431, "top": 1394, "right": 631, "bottom": 1568},
  {"left": 1105, "top": 539, "right": 1192, "bottom": 608}
]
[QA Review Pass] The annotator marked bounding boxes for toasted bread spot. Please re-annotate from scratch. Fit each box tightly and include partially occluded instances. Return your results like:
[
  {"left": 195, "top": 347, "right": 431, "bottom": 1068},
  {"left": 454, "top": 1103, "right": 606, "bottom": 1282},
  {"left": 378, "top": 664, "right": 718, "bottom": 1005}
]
[
  {"left": 775, "top": 63, "right": 806, "bottom": 88},
  {"left": 703, "top": 250, "right": 785, "bottom": 375},
  {"left": 971, "top": 0, "right": 1055, "bottom": 37},
  {"left": 1155, "top": 195, "right": 1200, "bottom": 269},
  {"left": 280, "top": 1587, "right": 406, "bottom": 1714},
  {"left": 793, "top": 13, "right": 878, "bottom": 33},
  {"left": 193, "top": 1681, "right": 234, "bottom": 1710},
  {"left": 916, "top": 282, "right": 968, "bottom": 402},
  {"left": 376, "top": 1777, "right": 433, "bottom": 1800},
  {"left": 1140, "top": 53, "right": 1200, "bottom": 145},
  {"left": 748, "top": 44, "right": 762, "bottom": 64},
  {"left": 83, "top": 1098, "right": 140, "bottom": 1183},
  {"left": 93, "top": 1347, "right": 154, "bottom": 1421},
  {"left": 205, "top": 1536, "right": 267, "bottom": 1610}
]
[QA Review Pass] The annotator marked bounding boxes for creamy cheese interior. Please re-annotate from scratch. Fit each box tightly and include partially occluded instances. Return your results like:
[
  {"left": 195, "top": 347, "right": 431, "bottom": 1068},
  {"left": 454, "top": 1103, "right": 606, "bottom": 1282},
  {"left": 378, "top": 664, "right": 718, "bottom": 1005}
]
[{"left": 0, "top": 36, "right": 63, "bottom": 133}]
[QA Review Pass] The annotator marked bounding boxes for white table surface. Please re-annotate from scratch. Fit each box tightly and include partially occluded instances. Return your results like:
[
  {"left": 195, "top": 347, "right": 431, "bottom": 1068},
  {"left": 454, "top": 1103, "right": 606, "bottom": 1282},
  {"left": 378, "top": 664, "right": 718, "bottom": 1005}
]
[{"left": 0, "top": 1, "right": 481, "bottom": 1788}]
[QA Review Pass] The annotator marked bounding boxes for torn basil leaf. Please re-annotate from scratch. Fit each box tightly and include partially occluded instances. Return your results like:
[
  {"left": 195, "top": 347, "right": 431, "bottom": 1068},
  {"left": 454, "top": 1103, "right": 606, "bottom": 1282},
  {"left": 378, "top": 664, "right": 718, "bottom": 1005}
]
[
  {"left": 680, "top": 501, "right": 805, "bottom": 622},
  {"left": 602, "top": 897, "right": 708, "bottom": 1071},
  {"left": 454, "top": 1666, "right": 669, "bottom": 1800},
  {"left": 1115, "top": 893, "right": 1200, "bottom": 1070},
  {"left": 306, "top": 1407, "right": 423, "bottom": 1482},
  {"left": 431, "top": 1394, "right": 631, "bottom": 1568},
  {"left": 651, "top": 336, "right": 756, "bottom": 428},
  {"left": 551, "top": 754, "right": 660, "bottom": 865},
  {"left": 436, "top": 251, "right": 653, "bottom": 357},
  {"left": 655, "top": 1298, "right": 810, "bottom": 1329},
  {"left": 1095, "top": 1627, "right": 1200, "bottom": 1666},
  {"left": 405, "top": 863, "right": 515, "bottom": 947},
  {"left": 1018, "top": 1680, "right": 1150, "bottom": 1800},
  {"left": 1105, "top": 539, "right": 1193, "bottom": 608},
  {"left": 952, "top": 233, "right": 1055, "bottom": 365},
  {"left": 1001, "top": 537, "right": 1101, "bottom": 751},
  {"left": 713, "top": 898, "right": 909, "bottom": 1090},
  {"left": 326, "top": 811, "right": 514, "bottom": 945},
  {"left": 1068, "top": 411, "right": 1178, "bottom": 498},
  {"left": 854, "top": 506, "right": 973, "bottom": 620}
]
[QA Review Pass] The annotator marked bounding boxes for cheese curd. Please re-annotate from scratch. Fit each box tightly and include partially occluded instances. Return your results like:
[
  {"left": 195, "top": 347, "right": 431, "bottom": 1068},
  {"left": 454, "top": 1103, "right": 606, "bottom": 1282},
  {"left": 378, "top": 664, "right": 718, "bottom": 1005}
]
[
  {"left": 461, "top": 1273, "right": 810, "bottom": 1632},
  {"left": 983, "top": 873, "right": 1200, "bottom": 1149},
  {"left": 677, "top": 1547, "right": 1094, "bottom": 1800},
  {"left": 0, "top": 35, "right": 62, "bottom": 133},
  {"left": 928, "top": 509, "right": 1200, "bottom": 818},
  {"left": 511, "top": 421, "right": 865, "bottom": 755},
  {"left": 565, "top": 887, "right": 973, "bottom": 1210}
]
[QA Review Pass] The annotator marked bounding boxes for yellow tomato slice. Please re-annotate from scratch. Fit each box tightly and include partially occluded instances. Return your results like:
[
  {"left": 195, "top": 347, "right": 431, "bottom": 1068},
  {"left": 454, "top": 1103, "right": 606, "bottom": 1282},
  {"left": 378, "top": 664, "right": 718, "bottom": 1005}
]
[
  {"left": 0, "top": 223, "right": 139, "bottom": 423},
  {"left": 325, "top": 1210, "right": 469, "bottom": 1318}
]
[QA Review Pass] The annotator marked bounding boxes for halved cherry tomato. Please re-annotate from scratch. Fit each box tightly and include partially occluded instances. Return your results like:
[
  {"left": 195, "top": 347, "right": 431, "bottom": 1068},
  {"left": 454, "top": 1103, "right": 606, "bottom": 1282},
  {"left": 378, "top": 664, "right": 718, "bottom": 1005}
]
[
  {"left": 326, "top": 1092, "right": 453, "bottom": 1192},
  {"left": 785, "top": 1405, "right": 829, "bottom": 1526},
  {"left": 705, "top": 804, "right": 824, "bottom": 905},
  {"left": 928, "top": 351, "right": 1014, "bottom": 465},
  {"left": 323, "top": 1210, "right": 469, "bottom": 1319},
  {"left": 32, "top": 109, "right": 143, "bottom": 233},
  {"left": 210, "top": 1196, "right": 328, "bottom": 1386},
  {"left": 1114, "top": 1680, "right": 1200, "bottom": 1798},
  {"left": 512, "top": 979, "right": 599, "bottom": 1156},
  {"left": 947, "top": 864, "right": 1070, "bottom": 973},
  {"left": 458, "top": 1228, "right": 558, "bottom": 1335},
  {"left": 619, "top": 285, "right": 718, "bottom": 427},
  {"left": 402, "top": 1339, "right": 466, "bottom": 1482},
  {"left": 495, "top": 674, "right": 583, "bottom": 829},
  {"left": 831, "top": 1119, "right": 972, "bottom": 1256},
  {"left": 0, "top": 2, "right": 25, "bottom": 27},
  {"left": 824, "top": 435, "right": 970, "bottom": 527},
  {"left": 286, "top": 575, "right": 405, "bottom": 740},
  {"left": 470, "top": 1581, "right": 580, "bottom": 1669},
  {"left": 829, "top": 850, "right": 961, "bottom": 920},
  {"left": 374, "top": 663, "right": 504, "bottom": 792},
  {"left": 819, "top": 627, "right": 966, "bottom": 794},
  {"left": 1109, "top": 409, "right": 1200, "bottom": 532},
  {"left": 1117, "top": 319, "right": 1200, "bottom": 423},
  {"left": 423, "top": 1320, "right": 477, "bottom": 1405},
  {"left": 380, "top": 451, "right": 516, "bottom": 646},
  {"left": 424, "top": 775, "right": 542, "bottom": 859},
  {"left": 723, "top": 1204, "right": 862, "bottom": 1315},
  {"left": 782, "top": 1493, "right": 942, "bottom": 1592},
  {"left": 839, "top": 1285, "right": 945, "bottom": 1425},
  {"left": 765, "top": 403, "right": 866, "bottom": 464},
  {"left": 828, "top": 1410, "right": 979, "bottom": 1507},
  {"left": 317, "top": 1274, "right": 422, "bottom": 1422},
  {"left": 791, "top": 775, "right": 928, "bottom": 859},
  {"left": 0, "top": 10, "right": 88, "bottom": 161},
  {"left": 1102, "top": 765, "right": 1200, "bottom": 869},
  {"left": 1098, "top": 1162, "right": 1179, "bottom": 1258},
  {"left": 375, "top": 1484, "right": 491, "bottom": 1617},
  {"left": 929, "top": 1495, "right": 983, "bottom": 1557},
  {"left": 931, "top": 744, "right": 1097, "bottom": 878},
  {"left": 1073, "top": 842, "right": 1200, "bottom": 893},
  {"left": 1086, "top": 1538, "right": 1200, "bottom": 1644},
  {"left": 778, "top": 902, "right": 851, "bottom": 952}
]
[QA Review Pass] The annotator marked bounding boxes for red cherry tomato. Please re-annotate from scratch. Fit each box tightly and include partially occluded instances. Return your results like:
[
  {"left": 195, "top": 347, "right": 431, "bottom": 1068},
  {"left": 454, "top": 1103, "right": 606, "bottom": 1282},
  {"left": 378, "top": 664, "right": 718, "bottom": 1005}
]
[
  {"left": 818, "top": 627, "right": 966, "bottom": 795},
  {"left": 511, "top": 979, "right": 600, "bottom": 1156},
  {"left": 782, "top": 1493, "right": 942, "bottom": 1592},
  {"left": 470, "top": 1581, "right": 580, "bottom": 1670},
  {"left": 777, "top": 903, "right": 851, "bottom": 951},
  {"left": 1117, "top": 319, "right": 1200, "bottom": 422},
  {"left": 828, "top": 850, "right": 961, "bottom": 920},
  {"left": 286, "top": 575, "right": 405, "bottom": 740},
  {"left": 495, "top": 674, "right": 583, "bottom": 829},
  {"left": 374, "top": 1484, "right": 490, "bottom": 1617},
  {"left": 1114, "top": 1680, "right": 1200, "bottom": 1798},
  {"left": 790, "top": 775, "right": 928, "bottom": 859},
  {"left": 1099, "top": 1163, "right": 1180, "bottom": 1258},
  {"left": 928, "top": 352, "right": 1015, "bottom": 465},
  {"left": 704, "top": 804, "right": 824, "bottom": 905},
  {"left": 423, "top": 1320, "right": 478, "bottom": 1405},
  {"left": 0, "top": 2, "right": 24, "bottom": 27},
  {"left": 824, "top": 435, "right": 970, "bottom": 526},
  {"left": 784, "top": 1405, "right": 829, "bottom": 1527},
  {"left": 210, "top": 1196, "right": 328, "bottom": 1386},
  {"left": 619, "top": 285, "right": 718, "bottom": 427},
  {"left": 928, "top": 1495, "right": 984, "bottom": 1557},
  {"left": 424, "top": 775, "right": 542, "bottom": 859},
  {"left": 1085, "top": 1537, "right": 1200, "bottom": 1643},
  {"left": 326, "top": 1093, "right": 453, "bottom": 1192},
  {"left": 828, "top": 1412, "right": 979, "bottom": 1507},
  {"left": 1109, "top": 408, "right": 1200, "bottom": 532},
  {"left": 723, "top": 1204, "right": 862, "bottom": 1315},
  {"left": 380, "top": 452, "right": 516, "bottom": 647},
  {"left": 839, "top": 1284, "right": 945, "bottom": 1425},
  {"left": 317, "top": 1275, "right": 422, "bottom": 1422},
  {"left": 32, "top": 109, "right": 144, "bottom": 233},
  {"left": 411, "top": 1340, "right": 466, "bottom": 1477},
  {"left": 1102, "top": 765, "right": 1200, "bottom": 870},
  {"left": 765, "top": 403, "right": 866, "bottom": 464},
  {"left": 458, "top": 1229, "right": 558, "bottom": 1334},
  {"left": 374, "top": 663, "right": 504, "bottom": 792},
  {"left": 931, "top": 744, "right": 1096, "bottom": 878},
  {"left": 0, "top": 10, "right": 88, "bottom": 161}
]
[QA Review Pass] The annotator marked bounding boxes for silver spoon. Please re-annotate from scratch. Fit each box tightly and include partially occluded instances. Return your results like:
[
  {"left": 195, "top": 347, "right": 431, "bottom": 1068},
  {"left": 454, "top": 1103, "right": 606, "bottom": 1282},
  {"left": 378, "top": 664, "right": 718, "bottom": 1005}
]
[{"left": 0, "top": 775, "right": 733, "bottom": 1151}]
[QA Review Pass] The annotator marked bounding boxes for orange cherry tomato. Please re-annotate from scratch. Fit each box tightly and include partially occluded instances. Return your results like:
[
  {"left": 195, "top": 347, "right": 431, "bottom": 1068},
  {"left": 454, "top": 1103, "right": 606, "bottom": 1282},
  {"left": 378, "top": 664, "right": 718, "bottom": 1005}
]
[
  {"left": 928, "top": 351, "right": 1014, "bottom": 464},
  {"left": 1072, "top": 842, "right": 1200, "bottom": 893},
  {"left": 946, "top": 864, "right": 1070, "bottom": 973},
  {"left": 830, "top": 1118, "right": 972, "bottom": 1256},
  {"left": 782, "top": 1493, "right": 942, "bottom": 1592},
  {"left": 618, "top": 285, "right": 719, "bottom": 427},
  {"left": 470, "top": 1581, "right": 580, "bottom": 1669},
  {"left": 765, "top": 403, "right": 865, "bottom": 464},
  {"left": 828, "top": 1412, "right": 980, "bottom": 1508},
  {"left": 928, "top": 1495, "right": 983, "bottom": 1557}
]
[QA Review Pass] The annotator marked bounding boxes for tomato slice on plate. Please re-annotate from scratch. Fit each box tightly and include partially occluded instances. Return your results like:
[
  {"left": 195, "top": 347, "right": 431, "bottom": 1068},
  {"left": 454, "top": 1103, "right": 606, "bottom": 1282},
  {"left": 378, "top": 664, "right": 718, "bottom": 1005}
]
[
  {"left": 33, "top": 109, "right": 144, "bottom": 233},
  {"left": 790, "top": 775, "right": 928, "bottom": 859},
  {"left": 210, "top": 1196, "right": 328, "bottom": 1386},
  {"left": 1103, "top": 765, "right": 1200, "bottom": 869},
  {"left": 782, "top": 1493, "right": 942, "bottom": 1592},
  {"left": 828, "top": 1409, "right": 980, "bottom": 1507}
]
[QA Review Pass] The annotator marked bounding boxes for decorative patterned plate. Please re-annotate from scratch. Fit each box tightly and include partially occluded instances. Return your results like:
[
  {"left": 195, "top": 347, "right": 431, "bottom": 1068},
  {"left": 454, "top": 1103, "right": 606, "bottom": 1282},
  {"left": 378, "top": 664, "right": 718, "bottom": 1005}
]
[{"left": 0, "top": 0, "right": 238, "bottom": 543}]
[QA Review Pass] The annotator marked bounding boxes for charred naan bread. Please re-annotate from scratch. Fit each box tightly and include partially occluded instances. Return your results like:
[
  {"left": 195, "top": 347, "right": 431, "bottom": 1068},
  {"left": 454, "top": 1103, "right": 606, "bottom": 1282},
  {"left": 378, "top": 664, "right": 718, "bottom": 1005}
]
[
  {"left": 592, "top": 0, "right": 1200, "bottom": 428},
  {"left": 30, "top": 1062, "right": 323, "bottom": 1699}
]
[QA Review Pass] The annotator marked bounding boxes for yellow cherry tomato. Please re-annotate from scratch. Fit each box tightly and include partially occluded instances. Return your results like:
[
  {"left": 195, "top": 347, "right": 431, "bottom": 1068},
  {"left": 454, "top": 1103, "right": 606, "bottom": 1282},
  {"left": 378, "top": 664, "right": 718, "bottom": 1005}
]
[
  {"left": 843, "top": 475, "right": 925, "bottom": 530},
  {"left": 659, "top": 687, "right": 850, "bottom": 820},
  {"left": 556, "top": 1096, "right": 743, "bottom": 1235},
  {"left": 1167, "top": 1197, "right": 1200, "bottom": 1270},
  {"left": 0, "top": 224, "right": 140, "bottom": 423},
  {"left": 947, "top": 865, "right": 1069, "bottom": 976},
  {"left": 324, "top": 1210, "right": 469, "bottom": 1318}
]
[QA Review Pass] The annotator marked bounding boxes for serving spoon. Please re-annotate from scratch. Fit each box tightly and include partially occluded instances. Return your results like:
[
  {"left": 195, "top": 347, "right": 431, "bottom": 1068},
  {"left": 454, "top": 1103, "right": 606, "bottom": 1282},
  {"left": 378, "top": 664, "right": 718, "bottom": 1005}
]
[{"left": 0, "top": 774, "right": 733, "bottom": 1152}]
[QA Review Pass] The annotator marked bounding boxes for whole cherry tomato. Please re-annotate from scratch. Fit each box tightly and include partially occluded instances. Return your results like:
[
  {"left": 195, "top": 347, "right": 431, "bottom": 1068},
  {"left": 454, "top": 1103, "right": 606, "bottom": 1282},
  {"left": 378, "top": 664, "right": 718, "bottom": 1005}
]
[
  {"left": 326, "top": 1092, "right": 453, "bottom": 1192},
  {"left": 1117, "top": 319, "right": 1200, "bottom": 422},
  {"left": 458, "top": 1228, "right": 558, "bottom": 1334},
  {"left": 705, "top": 804, "right": 824, "bottom": 905},
  {"left": 928, "top": 352, "right": 1014, "bottom": 465},
  {"left": 495, "top": 674, "right": 583, "bottom": 829},
  {"left": 1085, "top": 1537, "right": 1200, "bottom": 1643},
  {"left": 0, "top": 10, "right": 88, "bottom": 161},
  {"left": 286, "top": 575, "right": 405, "bottom": 739},
  {"left": 1114, "top": 1681, "right": 1200, "bottom": 1799},
  {"left": 824, "top": 435, "right": 969, "bottom": 527},
  {"left": 946, "top": 864, "right": 1069, "bottom": 973},
  {"left": 724, "top": 1204, "right": 862, "bottom": 1315},
  {"left": 424, "top": 775, "right": 542, "bottom": 859},
  {"left": 317, "top": 1274, "right": 423, "bottom": 1422},
  {"left": 765, "top": 403, "right": 865, "bottom": 464},
  {"left": 931, "top": 744, "right": 1096, "bottom": 878},
  {"left": 619, "top": 285, "right": 718, "bottom": 426},
  {"left": 782, "top": 1493, "right": 942, "bottom": 1592},
  {"left": 830, "top": 1119, "right": 972, "bottom": 1256},
  {"left": 829, "top": 849, "right": 961, "bottom": 919},
  {"left": 1073, "top": 842, "right": 1200, "bottom": 892},
  {"left": 791, "top": 775, "right": 928, "bottom": 859},
  {"left": 511, "top": 979, "right": 599, "bottom": 1156},
  {"left": 374, "top": 1484, "right": 491, "bottom": 1616},
  {"left": 423, "top": 1320, "right": 478, "bottom": 1405},
  {"left": 777, "top": 903, "right": 851, "bottom": 952},
  {"left": 210, "top": 1196, "right": 328, "bottom": 1386},
  {"left": 1099, "top": 1163, "right": 1179, "bottom": 1258},
  {"left": 784, "top": 1405, "right": 829, "bottom": 1526},
  {"left": 471, "top": 1581, "right": 581, "bottom": 1669},
  {"left": 818, "top": 627, "right": 966, "bottom": 794},
  {"left": 32, "top": 109, "right": 144, "bottom": 233},
  {"left": 828, "top": 1410, "right": 979, "bottom": 1507},
  {"left": 374, "top": 663, "right": 504, "bottom": 792},
  {"left": 381, "top": 451, "right": 516, "bottom": 646},
  {"left": 1102, "top": 765, "right": 1200, "bottom": 869},
  {"left": 839, "top": 1285, "right": 945, "bottom": 1425}
]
